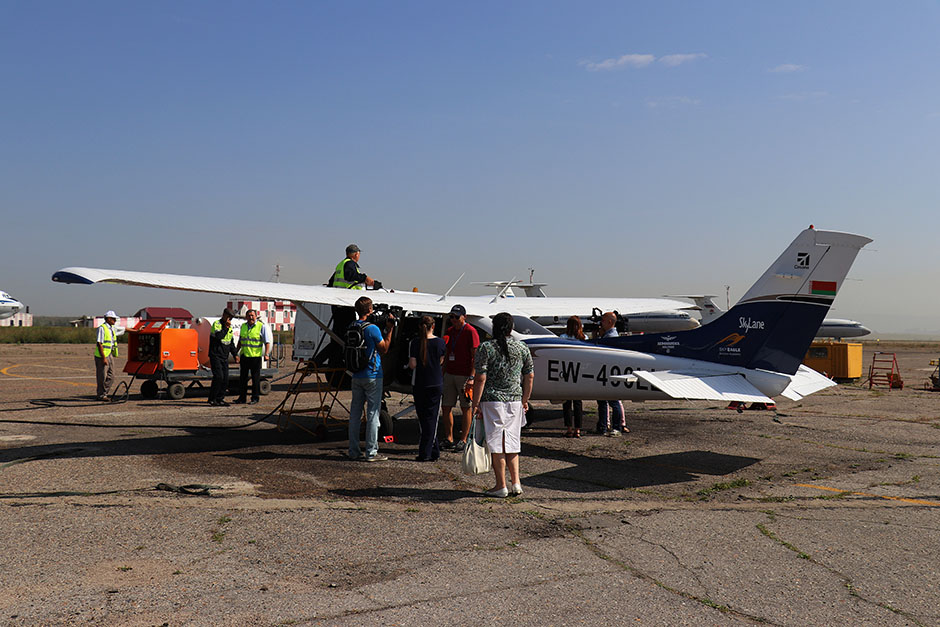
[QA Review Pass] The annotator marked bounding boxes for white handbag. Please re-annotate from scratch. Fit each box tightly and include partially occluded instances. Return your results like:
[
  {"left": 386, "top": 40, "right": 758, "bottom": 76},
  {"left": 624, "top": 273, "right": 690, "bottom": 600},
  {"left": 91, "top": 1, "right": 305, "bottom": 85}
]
[{"left": 461, "top": 416, "right": 491, "bottom": 475}]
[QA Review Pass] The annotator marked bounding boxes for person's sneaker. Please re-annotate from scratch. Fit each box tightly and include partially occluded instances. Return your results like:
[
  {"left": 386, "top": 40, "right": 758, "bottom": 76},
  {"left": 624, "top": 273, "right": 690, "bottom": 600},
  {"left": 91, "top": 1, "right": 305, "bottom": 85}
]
[
  {"left": 364, "top": 454, "right": 388, "bottom": 462},
  {"left": 347, "top": 452, "right": 363, "bottom": 461},
  {"left": 440, "top": 440, "right": 455, "bottom": 450},
  {"left": 509, "top": 483, "right": 523, "bottom": 496},
  {"left": 217, "top": 400, "right": 230, "bottom": 407},
  {"left": 605, "top": 429, "right": 621, "bottom": 437},
  {"left": 453, "top": 440, "right": 467, "bottom": 452},
  {"left": 248, "top": 399, "right": 259, "bottom": 405},
  {"left": 233, "top": 399, "right": 247, "bottom": 404},
  {"left": 483, "top": 487, "right": 509, "bottom": 497},
  {"left": 98, "top": 396, "right": 110, "bottom": 402}
]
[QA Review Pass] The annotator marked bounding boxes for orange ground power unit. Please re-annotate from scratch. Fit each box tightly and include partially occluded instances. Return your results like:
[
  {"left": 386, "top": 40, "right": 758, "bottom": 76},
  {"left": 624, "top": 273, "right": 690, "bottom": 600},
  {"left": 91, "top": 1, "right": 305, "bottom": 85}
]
[{"left": 124, "top": 319, "right": 200, "bottom": 377}]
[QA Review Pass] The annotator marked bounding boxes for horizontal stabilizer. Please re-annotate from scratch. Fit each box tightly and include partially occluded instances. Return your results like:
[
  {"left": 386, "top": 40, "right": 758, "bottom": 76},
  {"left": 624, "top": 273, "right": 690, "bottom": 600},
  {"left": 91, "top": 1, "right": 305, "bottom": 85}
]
[
  {"left": 779, "top": 365, "right": 836, "bottom": 400},
  {"left": 611, "top": 370, "right": 774, "bottom": 403}
]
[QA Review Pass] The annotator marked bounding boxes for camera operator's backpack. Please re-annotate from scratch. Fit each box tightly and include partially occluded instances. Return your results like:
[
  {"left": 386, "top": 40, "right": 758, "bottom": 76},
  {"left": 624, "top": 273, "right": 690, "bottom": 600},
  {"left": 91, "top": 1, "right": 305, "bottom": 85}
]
[{"left": 344, "top": 321, "right": 375, "bottom": 374}]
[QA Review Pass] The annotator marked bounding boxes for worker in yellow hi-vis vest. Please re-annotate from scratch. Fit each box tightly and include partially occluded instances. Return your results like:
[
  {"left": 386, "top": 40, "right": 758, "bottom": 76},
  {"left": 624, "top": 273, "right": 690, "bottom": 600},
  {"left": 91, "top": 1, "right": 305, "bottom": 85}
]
[
  {"left": 95, "top": 310, "right": 119, "bottom": 401},
  {"left": 235, "top": 309, "right": 272, "bottom": 405},
  {"left": 316, "top": 243, "right": 382, "bottom": 367}
]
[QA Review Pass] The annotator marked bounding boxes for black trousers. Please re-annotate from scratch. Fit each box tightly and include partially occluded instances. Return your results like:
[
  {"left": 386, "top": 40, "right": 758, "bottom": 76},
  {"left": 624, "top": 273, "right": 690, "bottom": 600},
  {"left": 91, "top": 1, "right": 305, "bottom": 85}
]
[
  {"left": 563, "top": 400, "right": 582, "bottom": 429},
  {"left": 314, "top": 305, "right": 355, "bottom": 367},
  {"left": 238, "top": 356, "right": 262, "bottom": 401},
  {"left": 414, "top": 385, "right": 442, "bottom": 461},
  {"left": 209, "top": 355, "right": 229, "bottom": 402}
]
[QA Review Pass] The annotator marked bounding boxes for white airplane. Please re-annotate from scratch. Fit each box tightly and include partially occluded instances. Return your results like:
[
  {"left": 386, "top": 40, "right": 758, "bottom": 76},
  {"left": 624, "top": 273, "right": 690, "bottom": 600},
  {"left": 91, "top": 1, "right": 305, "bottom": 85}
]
[
  {"left": 474, "top": 278, "right": 700, "bottom": 334},
  {"left": 52, "top": 226, "right": 870, "bottom": 405},
  {"left": 52, "top": 271, "right": 700, "bottom": 337},
  {"left": 684, "top": 296, "right": 871, "bottom": 339},
  {"left": 0, "top": 291, "right": 24, "bottom": 319},
  {"left": 816, "top": 319, "right": 871, "bottom": 339}
]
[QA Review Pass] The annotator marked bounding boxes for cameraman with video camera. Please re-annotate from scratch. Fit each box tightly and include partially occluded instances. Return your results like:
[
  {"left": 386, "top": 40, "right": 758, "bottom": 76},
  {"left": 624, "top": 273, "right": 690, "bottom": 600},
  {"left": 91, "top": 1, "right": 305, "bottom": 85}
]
[{"left": 346, "top": 295, "right": 395, "bottom": 462}]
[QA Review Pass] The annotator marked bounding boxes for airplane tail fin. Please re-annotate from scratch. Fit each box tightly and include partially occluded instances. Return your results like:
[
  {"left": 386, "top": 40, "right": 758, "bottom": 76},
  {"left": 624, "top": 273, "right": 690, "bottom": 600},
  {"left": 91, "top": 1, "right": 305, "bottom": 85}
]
[{"left": 604, "top": 227, "right": 872, "bottom": 375}]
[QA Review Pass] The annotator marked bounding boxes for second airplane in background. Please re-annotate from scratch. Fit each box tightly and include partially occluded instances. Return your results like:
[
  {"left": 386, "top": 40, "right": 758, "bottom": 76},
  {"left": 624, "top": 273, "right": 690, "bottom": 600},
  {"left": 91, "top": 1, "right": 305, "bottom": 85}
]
[
  {"left": 685, "top": 296, "right": 871, "bottom": 339},
  {"left": 0, "top": 291, "right": 24, "bottom": 320}
]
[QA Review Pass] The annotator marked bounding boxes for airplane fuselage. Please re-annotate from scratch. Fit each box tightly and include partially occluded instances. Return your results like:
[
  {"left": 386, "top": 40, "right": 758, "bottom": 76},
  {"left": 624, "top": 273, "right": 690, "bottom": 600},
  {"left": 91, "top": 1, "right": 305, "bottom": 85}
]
[
  {"left": 524, "top": 339, "right": 789, "bottom": 402},
  {"left": 0, "top": 292, "right": 24, "bottom": 320},
  {"left": 816, "top": 319, "right": 870, "bottom": 339}
]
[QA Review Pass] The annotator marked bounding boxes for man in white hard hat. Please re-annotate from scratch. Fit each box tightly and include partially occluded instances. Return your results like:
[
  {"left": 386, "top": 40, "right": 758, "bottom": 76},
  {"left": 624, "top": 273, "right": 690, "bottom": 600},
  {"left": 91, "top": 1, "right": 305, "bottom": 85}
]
[{"left": 95, "top": 310, "right": 119, "bottom": 401}]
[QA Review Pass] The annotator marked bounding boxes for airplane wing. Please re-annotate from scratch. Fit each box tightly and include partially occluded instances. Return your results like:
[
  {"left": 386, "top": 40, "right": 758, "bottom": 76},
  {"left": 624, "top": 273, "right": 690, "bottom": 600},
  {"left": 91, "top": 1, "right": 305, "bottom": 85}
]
[
  {"left": 52, "top": 267, "right": 697, "bottom": 321},
  {"left": 52, "top": 267, "right": 463, "bottom": 314},
  {"left": 612, "top": 370, "right": 776, "bottom": 403}
]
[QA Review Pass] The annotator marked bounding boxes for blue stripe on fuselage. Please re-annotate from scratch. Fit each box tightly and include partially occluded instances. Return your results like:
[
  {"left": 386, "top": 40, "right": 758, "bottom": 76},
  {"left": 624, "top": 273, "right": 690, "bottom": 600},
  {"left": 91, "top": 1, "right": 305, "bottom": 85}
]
[{"left": 525, "top": 298, "right": 829, "bottom": 375}]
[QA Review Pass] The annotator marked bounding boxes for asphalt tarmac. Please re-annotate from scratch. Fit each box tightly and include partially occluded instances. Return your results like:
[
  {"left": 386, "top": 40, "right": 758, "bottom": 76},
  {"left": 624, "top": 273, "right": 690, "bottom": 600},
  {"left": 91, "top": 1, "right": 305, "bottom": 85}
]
[{"left": 1, "top": 343, "right": 938, "bottom": 626}]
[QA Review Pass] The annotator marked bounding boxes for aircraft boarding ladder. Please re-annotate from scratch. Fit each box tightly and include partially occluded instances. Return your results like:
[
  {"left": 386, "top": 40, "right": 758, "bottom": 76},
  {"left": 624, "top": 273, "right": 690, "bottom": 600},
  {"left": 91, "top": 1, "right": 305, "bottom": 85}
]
[
  {"left": 867, "top": 352, "right": 903, "bottom": 390},
  {"left": 277, "top": 362, "right": 349, "bottom": 439}
]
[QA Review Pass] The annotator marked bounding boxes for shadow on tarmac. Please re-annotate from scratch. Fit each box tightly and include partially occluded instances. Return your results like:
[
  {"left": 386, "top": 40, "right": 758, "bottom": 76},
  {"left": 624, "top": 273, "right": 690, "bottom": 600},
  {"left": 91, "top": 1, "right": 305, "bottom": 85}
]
[{"left": 520, "top": 442, "right": 760, "bottom": 492}]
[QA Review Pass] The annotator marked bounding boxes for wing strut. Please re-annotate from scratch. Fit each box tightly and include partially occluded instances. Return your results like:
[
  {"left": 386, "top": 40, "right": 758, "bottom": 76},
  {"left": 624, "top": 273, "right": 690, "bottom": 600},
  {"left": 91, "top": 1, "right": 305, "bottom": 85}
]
[
  {"left": 490, "top": 277, "right": 517, "bottom": 303},
  {"left": 438, "top": 273, "right": 465, "bottom": 302}
]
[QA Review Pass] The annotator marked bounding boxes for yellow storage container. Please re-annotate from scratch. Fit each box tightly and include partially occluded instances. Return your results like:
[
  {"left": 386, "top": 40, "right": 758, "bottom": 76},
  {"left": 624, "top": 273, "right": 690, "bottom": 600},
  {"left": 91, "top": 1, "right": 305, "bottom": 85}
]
[{"left": 803, "top": 341, "right": 863, "bottom": 381}]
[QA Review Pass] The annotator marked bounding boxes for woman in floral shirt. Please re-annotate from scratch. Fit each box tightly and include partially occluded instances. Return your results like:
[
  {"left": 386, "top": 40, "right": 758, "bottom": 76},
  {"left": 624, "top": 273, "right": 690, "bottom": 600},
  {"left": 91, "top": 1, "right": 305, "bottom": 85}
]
[{"left": 471, "top": 312, "right": 534, "bottom": 497}]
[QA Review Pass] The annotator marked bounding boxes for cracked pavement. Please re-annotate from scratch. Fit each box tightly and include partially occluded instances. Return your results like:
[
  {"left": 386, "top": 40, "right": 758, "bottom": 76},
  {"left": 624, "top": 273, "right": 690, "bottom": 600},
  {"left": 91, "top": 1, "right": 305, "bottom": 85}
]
[{"left": 1, "top": 342, "right": 938, "bottom": 625}]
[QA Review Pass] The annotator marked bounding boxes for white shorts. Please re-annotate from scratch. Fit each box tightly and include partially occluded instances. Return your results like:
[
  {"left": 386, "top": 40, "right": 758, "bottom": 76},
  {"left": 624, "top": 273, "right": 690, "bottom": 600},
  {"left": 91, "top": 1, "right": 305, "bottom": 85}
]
[{"left": 480, "top": 401, "right": 526, "bottom": 454}]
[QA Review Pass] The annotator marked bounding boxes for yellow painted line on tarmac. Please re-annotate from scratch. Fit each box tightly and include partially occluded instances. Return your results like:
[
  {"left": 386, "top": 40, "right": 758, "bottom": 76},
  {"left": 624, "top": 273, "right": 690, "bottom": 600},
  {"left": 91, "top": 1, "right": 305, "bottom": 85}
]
[
  {"left": 795, "top": 483, "right": 940, "bottom": 507},
  {"left": 0, "top": 364, "right": 96, "bottom": 388}
]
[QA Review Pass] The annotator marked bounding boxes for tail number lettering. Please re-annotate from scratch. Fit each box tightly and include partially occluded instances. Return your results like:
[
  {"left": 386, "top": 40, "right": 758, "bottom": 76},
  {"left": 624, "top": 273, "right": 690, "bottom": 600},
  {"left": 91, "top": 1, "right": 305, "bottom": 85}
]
[{"left": 547, "top": 360, "right": 581, "bottom": 383}]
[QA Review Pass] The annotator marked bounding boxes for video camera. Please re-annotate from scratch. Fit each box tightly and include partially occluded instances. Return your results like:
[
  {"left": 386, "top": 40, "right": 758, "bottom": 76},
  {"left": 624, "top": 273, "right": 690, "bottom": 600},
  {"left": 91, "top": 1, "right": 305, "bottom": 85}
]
[{"left": 368, "top": 303, "right": 402, "bottom": 329}]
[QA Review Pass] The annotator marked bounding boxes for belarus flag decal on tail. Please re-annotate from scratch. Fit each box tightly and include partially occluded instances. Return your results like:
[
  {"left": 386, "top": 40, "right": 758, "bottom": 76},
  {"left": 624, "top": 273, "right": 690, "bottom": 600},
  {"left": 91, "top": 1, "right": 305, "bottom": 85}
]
[{"left": 810, "top": 280, "right": 837, "bottom": 296}]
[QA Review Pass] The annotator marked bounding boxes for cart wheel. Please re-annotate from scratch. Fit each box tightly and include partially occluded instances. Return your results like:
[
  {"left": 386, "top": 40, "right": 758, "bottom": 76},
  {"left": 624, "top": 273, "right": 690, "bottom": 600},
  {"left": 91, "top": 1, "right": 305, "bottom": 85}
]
[
  {"left": 167, "top": 382, "right": 186, "bottom": 400},
  {"left": 259, "top": 379, "right": 272, "bottom": 396},
  {"left": 140, "top": 380, "right": 159, "bottom": 400},
  {"left": 378, "top": 408, "right": 394, "bottom": 438}
]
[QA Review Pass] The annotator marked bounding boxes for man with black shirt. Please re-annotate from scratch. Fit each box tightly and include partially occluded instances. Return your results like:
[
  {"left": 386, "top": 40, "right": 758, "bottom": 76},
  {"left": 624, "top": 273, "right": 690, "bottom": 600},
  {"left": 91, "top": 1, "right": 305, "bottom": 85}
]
[{"left": 207, "top": 308, "right": 238, "bottom": 406}]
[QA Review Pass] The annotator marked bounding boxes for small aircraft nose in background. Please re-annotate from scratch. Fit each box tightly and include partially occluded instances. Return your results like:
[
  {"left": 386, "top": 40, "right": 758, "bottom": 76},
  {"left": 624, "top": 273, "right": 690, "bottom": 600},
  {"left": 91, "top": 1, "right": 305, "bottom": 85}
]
[{"left": 0, "top": 291, "right": 24, "bottom": 319}]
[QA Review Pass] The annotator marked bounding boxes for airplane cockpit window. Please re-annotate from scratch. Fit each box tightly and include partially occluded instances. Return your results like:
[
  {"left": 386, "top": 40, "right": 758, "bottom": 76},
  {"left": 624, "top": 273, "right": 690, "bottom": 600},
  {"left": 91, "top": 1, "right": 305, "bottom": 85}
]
[{"left": 510, "top": 316, "right": 552, "bottom": 336}]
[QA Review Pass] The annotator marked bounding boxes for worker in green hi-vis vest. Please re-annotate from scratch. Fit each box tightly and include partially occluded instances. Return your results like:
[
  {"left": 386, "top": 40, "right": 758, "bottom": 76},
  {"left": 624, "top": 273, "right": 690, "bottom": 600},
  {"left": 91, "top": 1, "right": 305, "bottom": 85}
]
[
  {"left": 235, "top": 309, "right": 272, "bottom": 405},
  {"left": 315, "top": 243, "right": 382, "bottom": 368},
  {"left": 95, "top": 310, "right": 119, "bottom": 402}
]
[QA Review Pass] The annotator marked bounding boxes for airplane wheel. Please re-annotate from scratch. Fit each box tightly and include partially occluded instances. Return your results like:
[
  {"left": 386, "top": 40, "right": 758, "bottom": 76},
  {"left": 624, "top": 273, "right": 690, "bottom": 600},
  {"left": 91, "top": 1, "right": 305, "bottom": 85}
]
[
  {"left": 378, "top": 409, "right": 394, "bottom": 438},
  {"left": 140, "top": 380, "right": 158, "bottom": 400},
  {"left": 259, "top": 380, "right": 272, "bottom": 396},
  {"left": 167, "top": 382, "right": 186, "bottom": 400}
]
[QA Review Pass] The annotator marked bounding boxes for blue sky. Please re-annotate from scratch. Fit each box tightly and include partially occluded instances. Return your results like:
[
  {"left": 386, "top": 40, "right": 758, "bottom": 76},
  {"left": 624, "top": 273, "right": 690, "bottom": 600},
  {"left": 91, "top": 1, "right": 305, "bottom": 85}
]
[{"left": 2, "top": 1, "right": 939, "bottom": 335}]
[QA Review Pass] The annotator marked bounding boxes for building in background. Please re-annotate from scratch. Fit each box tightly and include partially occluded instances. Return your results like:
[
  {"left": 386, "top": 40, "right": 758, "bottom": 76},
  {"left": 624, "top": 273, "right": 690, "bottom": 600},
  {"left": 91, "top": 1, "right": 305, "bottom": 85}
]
[
  {"left": 226, "top": 299, "right": 296, "bottom": 331},
  {"left": 1, "top": 311, "right": 33, "bottom": 327}
]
